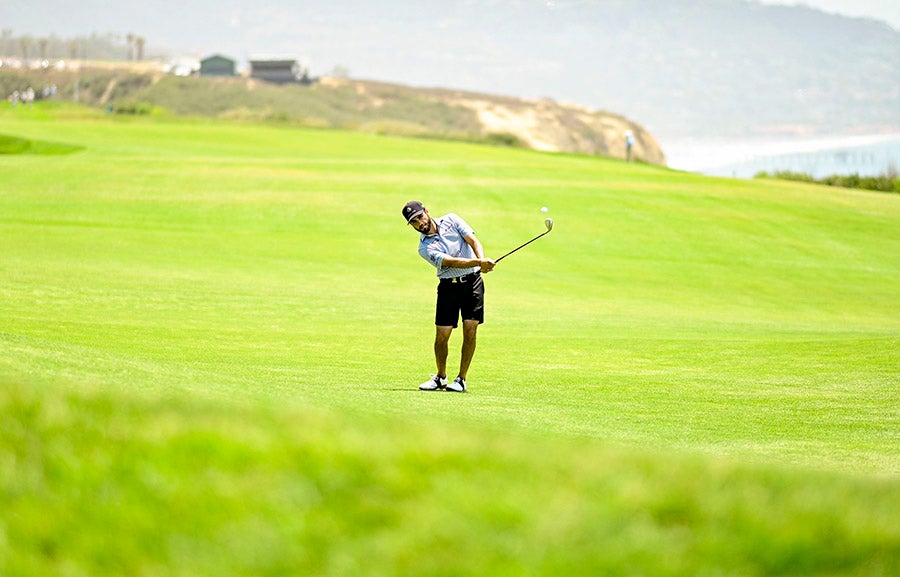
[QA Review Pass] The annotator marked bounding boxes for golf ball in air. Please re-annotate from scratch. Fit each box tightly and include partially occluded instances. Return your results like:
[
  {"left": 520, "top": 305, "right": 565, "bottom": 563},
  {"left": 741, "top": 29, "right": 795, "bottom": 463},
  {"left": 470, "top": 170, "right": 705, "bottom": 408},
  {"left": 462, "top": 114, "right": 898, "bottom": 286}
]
[{"left": 541, "top": 206, "right": 549, "bottom": 213}]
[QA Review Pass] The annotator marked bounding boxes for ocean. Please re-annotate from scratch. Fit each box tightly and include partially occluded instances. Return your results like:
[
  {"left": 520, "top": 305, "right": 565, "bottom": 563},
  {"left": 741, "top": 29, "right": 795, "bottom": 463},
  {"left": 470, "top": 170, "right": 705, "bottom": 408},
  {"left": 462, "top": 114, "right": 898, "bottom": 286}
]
[{"left": 664, "top": 134, "right": 900, "bottom": 179}]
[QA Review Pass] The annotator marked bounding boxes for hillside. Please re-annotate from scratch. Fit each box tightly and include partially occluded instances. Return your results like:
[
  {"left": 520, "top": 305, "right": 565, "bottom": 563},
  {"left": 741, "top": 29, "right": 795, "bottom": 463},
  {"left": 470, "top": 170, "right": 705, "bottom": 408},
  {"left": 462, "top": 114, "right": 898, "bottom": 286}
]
[{"left": 0, "top": 66, "right": 666, "bottom": 164}]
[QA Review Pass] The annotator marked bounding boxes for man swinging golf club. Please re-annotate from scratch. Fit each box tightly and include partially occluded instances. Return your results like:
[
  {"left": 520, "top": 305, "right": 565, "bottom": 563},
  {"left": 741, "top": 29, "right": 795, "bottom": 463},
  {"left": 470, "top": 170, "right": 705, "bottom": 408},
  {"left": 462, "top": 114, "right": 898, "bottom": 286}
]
[{"left": 403, "top": 201, "right": 495, "bottom": 392}]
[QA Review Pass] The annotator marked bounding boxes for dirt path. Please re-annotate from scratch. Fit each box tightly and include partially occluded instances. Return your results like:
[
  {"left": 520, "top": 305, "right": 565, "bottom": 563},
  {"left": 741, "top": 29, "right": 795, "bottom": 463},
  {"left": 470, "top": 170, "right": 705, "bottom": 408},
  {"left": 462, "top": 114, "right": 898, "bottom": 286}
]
[{"left": 99, "top": 78, "right": 118, "bottom": 104}]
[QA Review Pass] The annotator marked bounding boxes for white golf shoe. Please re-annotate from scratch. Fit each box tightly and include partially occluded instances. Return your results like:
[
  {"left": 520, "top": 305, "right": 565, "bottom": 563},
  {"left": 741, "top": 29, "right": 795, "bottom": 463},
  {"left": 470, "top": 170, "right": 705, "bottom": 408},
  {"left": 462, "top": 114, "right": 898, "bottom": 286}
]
[
  {"left": 419, "top": 375, "right": 448, "bottom": 391},
  {"left": 446, "top": 376, "right": 467, "bottom": 393}
]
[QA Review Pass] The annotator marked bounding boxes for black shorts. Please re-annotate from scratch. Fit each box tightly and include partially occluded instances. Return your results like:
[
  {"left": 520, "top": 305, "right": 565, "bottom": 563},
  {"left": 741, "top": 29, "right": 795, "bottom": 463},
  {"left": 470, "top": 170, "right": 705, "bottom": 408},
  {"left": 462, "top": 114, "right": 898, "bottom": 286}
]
[{"left": 435, "top": 272, "right": 485, "bottom": 328}]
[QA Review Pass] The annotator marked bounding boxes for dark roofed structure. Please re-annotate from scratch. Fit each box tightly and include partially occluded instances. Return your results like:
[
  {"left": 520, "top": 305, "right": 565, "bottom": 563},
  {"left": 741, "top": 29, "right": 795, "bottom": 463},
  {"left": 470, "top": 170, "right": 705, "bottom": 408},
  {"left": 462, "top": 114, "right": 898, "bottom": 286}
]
[
  {"left": 200, "top": 54, "right": 236, "bottom": 77},
  {"left": 249, "top": 59, "right": 311, "bottom": 84}
]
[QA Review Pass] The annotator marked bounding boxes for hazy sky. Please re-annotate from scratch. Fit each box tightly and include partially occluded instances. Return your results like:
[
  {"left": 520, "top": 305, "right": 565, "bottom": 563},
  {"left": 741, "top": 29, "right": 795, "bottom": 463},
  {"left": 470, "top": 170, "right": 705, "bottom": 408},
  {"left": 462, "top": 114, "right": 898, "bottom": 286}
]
[
  {"left": 760, "top": 0, "right": 900, "bottom": 29},
  {"left": 3, "top": 1, "right": 898, "bottom": 36}
]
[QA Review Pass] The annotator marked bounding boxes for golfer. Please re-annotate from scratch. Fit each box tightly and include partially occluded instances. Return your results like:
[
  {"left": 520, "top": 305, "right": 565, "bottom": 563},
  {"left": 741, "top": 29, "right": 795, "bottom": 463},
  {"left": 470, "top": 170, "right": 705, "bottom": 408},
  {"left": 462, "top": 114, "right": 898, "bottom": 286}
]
[{"left": 402, "top": 201, "right": 495, "bottom": 392}]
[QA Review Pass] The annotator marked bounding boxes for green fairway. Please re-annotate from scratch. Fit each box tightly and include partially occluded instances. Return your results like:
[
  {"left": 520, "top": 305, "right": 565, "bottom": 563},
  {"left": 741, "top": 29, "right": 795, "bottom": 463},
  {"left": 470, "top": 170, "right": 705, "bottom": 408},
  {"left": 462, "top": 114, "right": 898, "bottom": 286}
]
[{"left": 1, "top": 104, "right": 898, "bottom": 576}]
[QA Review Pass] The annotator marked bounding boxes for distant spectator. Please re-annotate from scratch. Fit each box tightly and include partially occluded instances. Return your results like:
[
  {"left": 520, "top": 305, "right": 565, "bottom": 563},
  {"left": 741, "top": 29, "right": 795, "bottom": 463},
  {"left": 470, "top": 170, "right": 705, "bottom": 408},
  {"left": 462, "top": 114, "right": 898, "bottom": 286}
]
[
  {"left": 625, "top": 130, "right": 635, "bottom": 162},
  {"left": 10, "top": 90, "right": 19, "bottom": 106}
]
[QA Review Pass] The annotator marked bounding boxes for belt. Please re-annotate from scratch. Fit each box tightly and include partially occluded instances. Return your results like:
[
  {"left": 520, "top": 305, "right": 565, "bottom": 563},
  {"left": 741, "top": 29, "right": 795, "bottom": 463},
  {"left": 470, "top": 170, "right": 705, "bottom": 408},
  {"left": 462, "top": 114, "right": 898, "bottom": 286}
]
[{"left": 440, "top": 272, "right": 480, "bottom": 284}]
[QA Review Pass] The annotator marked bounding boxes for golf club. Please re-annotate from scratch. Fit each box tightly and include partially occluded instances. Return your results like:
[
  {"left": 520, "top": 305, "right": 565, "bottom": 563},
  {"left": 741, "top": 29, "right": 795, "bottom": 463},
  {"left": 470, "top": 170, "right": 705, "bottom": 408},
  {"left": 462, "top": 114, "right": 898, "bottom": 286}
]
[{"left": 495, "top": 218, "right": 553, "bottom": 262}]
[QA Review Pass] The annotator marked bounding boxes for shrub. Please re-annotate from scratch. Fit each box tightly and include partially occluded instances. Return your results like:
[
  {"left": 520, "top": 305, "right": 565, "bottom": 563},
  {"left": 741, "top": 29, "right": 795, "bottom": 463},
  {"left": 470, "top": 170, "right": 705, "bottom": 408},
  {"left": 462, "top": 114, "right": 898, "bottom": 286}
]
[
  {"left": 755, "top": 169, "right": 898, "bottom": 193},
  {"left": 113, "top": 100, "right": 165, "bottom": 116},
  {"left": 483, "top": 132, "right": 526, "bottom": 147},
  {"left": 358, "top": 120, "right": 430, "bottom": 137}
]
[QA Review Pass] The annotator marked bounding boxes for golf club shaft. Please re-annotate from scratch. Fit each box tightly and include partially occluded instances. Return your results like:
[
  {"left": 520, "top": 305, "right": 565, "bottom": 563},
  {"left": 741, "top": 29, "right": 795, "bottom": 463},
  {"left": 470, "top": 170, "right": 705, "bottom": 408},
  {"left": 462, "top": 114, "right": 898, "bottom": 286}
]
[{"left": 495, "top": 231, "right": 550, "bottom": 262}]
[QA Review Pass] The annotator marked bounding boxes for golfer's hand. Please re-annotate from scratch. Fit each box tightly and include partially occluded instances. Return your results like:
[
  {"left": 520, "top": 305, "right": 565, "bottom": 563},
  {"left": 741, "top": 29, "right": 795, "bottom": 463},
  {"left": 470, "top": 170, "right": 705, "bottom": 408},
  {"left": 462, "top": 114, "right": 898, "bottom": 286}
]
[{"left": 479, "top": 259, "right": 495, "bottom": 273}]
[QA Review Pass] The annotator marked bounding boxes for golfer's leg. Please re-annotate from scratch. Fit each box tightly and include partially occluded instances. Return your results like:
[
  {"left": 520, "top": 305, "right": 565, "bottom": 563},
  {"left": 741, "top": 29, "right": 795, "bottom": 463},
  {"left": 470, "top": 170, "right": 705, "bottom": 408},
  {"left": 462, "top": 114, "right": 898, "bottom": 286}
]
[
  {"left": 435, "top": 326, "right": 453, "bottom": 378},
  {"left": 458, "top": 319, "right": 479, "bottom": 380}
]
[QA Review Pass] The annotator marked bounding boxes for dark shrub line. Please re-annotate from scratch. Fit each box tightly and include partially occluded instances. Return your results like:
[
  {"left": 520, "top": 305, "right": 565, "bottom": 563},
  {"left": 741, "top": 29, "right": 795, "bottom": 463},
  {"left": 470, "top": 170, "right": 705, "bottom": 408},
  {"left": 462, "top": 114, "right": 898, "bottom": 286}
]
[{"left": 755, "top": 169, "right": 899, "bottom": 193}]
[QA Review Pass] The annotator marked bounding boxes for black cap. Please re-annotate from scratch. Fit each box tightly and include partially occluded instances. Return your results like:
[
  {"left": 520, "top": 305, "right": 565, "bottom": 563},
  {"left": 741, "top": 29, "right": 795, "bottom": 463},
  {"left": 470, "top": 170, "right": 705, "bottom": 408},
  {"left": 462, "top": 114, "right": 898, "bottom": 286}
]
[{"left": 402, "top": 200, "right": 426, "bottom": 223}]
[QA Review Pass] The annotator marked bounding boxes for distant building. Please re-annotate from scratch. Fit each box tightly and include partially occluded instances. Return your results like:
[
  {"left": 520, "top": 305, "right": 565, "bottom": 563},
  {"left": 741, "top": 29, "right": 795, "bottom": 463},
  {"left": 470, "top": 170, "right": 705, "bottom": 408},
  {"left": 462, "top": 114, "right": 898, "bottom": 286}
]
[
  {"left": 200, "top": 54, "right": 236, "bottom": 77},
  {"left": 165, "top": 57, "right": 200, "bottom": 77},
  {"left": 249, "top": 59, "right": 311, "bottom": 84}
]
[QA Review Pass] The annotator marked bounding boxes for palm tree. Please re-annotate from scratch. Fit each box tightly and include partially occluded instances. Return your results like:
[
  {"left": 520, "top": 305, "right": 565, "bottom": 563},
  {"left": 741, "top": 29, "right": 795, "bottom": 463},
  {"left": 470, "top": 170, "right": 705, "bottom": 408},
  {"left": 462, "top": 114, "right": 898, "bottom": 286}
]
[
  {"left": 135, "top": 36, "right": 145, "bottom": 61},
  {"left": 1, "top": 29, "right": 12, "bottom": 57},
  {"left": 126, "top": 33, "right": 135, "bottom": 60},
  {"left": 19, "top": 35, "right": 30, "bottom": 61}
]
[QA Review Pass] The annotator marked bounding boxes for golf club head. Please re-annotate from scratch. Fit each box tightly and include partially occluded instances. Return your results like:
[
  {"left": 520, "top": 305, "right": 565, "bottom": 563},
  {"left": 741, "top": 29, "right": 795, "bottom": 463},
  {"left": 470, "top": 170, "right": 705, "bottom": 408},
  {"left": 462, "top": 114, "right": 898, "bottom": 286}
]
[{"left": 545, "top": 218, "right": 553, "bottom": 231}]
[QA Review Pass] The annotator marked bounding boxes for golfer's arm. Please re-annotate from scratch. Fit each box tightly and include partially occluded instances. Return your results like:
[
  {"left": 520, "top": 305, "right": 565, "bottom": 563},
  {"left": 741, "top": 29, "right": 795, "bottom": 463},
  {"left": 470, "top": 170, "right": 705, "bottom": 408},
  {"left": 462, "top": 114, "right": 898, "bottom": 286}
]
[
  {"left": 464, "top": 234, "right": 485, "bottom": 259},
  {"left": 442, "top": 257, "right": 484, "bottom": 268},
  {"left": 439, "top": 235, "right": 493, "bottom": 270}
]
